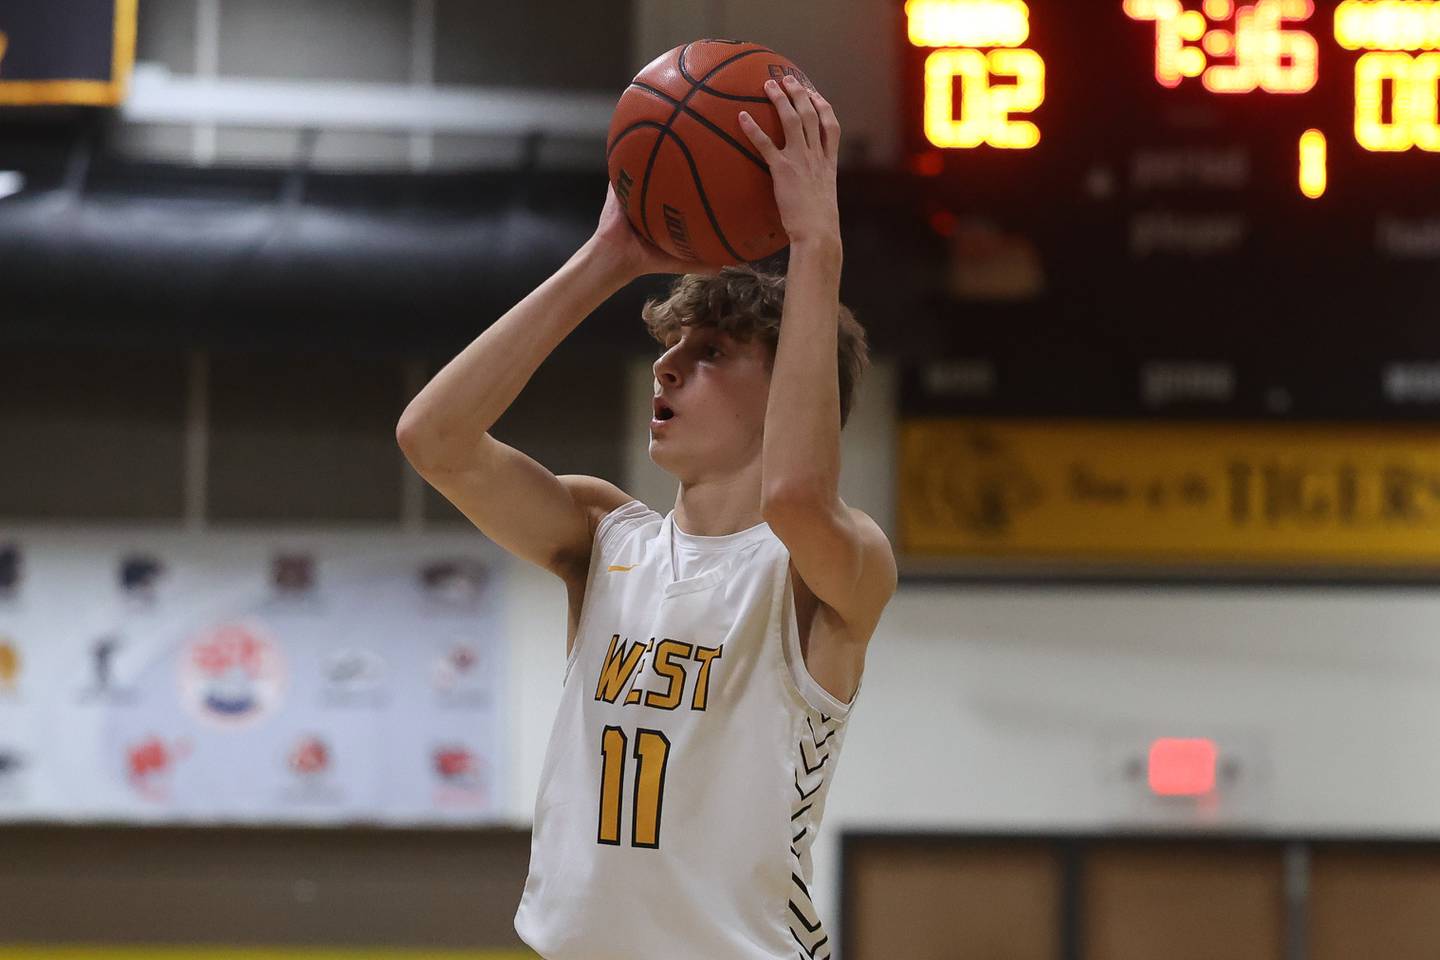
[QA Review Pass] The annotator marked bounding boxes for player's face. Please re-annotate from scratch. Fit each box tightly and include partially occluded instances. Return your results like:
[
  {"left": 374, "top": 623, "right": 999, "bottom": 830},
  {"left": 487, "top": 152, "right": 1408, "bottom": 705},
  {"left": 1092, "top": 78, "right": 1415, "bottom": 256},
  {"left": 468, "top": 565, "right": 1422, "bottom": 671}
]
[{"left": 649, "top": 326, "right": 772, "bottom": 481}]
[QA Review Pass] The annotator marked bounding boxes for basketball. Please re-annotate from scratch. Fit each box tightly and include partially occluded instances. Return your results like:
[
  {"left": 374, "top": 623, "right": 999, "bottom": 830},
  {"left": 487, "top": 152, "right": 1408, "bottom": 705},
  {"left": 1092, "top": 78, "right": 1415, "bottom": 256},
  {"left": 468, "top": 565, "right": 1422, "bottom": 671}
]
[{"left": 606, "top": 40, "right": 816, "bottom": 266}]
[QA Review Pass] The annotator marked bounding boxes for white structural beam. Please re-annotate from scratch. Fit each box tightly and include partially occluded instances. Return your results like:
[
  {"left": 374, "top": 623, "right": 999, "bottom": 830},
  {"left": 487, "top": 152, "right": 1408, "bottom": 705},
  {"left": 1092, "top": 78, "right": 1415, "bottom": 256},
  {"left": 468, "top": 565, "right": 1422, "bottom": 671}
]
[{"left": 123, "top": 63, "right": 619, "bottom": 137}]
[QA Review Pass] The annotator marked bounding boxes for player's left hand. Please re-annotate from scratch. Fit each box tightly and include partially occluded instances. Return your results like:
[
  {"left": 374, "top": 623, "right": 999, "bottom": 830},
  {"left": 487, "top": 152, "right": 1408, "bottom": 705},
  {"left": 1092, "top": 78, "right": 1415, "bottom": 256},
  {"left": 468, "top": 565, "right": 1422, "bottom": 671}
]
[{"left": 738, "top": 76, "right": 841, "bottom": 249}]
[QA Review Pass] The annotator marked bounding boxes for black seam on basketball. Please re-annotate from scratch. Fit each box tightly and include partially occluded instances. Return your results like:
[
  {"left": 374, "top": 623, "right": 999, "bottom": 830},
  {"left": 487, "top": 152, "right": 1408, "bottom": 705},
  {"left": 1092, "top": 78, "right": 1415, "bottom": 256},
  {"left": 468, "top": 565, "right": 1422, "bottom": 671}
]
[
  {"left": 677, "top": 43, "right": 778, "bottom": 103},
  {"left": 637, "top": 42, "right": 696, "bottom": 245},
  {"left": 624, "top": 82, "right": 681, "bottom": 114},
  {"left": 677, "top": 44, "right": 776, "bottom": 87},
  {"left": 640, "top": 44, "right": 770, "bottom": 255},
  {"left": 605, "top": 120, "right": 667, "bottom": 162},
  {"left": 637, "top": 121, "right": 670, "bottom": 245},
  {"left": 660, "top": 127, "right": 746, "bottom": 264},
  {"left": 630, "top": 81, "right": 767, "bottom": 172}
]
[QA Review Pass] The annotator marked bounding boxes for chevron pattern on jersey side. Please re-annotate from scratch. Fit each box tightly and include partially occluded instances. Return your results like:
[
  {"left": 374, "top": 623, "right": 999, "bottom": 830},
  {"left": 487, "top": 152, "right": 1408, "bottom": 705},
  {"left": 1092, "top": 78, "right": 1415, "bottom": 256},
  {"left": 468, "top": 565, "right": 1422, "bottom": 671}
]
[
  {"left": 800, "top": 740, "right": 828, "bottom": 775},
  {"left": 793, "top": 709, "right": 837, "bottom": 803},
  {"left": 788, "top": 870, "right": 831, "bottom": 960},
  {"left": 787, "top": 707, "right": 841, "bottom": 960},
  {"left": 807, "top": 715, "right": 835, "bottom": 747},
  {"left": 794, "top": 771, "right": 822, "bottom": 802}
]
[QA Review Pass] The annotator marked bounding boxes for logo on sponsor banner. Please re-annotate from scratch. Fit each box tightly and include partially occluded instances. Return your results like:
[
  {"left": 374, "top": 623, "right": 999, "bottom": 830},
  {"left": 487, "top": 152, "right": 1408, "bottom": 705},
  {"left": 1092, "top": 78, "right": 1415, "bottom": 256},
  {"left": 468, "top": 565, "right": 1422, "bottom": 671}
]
[
  {"left": 433, "top": 745, "right": 478, "bottom": 784},
  {"left": 289, "top": 735, "right": 331, "bottom": 776},
  {"left": 945, "top": 430, "right": 1043, "bottom": 536},
  {"left": 280, "top": 734, "right": 343, "bottom": 805},
  {"left": 126, "top": 735, "right": 191, "bottom": 803},
  {"left": 429, "top": 742, "right": 486, "bottom": 811},
  {"left": 418, "top": 558, "right": 490, "bottom": 607},
  {"left": 0, "top": 747, "right": 27, "bottom": 799},
  {"left": 431, "top": 644, "right": 488, "bottom": 708},
  {"left": 272, "top": 553, "right": 315, "bottom": 594},
  {"left": 320, "top": 648, "right": 389, "bottom": 708},
  {"left": 180, "top": 622, "right": 287, "bottom": 728},
  {"left": 432, "top": 744, "right": 487, "bottom": 808},
  {"left": 0, "top": 637, "right": 20, "bottom": 697},
  {"left": 119, "top": 553, "right": 164, "bottom": 606},
  {"left": 0, "top": 543, "right": 21, "bottom": 601},
  {"left": 79, "top": 631, "right": 137, "bottom": 704}
]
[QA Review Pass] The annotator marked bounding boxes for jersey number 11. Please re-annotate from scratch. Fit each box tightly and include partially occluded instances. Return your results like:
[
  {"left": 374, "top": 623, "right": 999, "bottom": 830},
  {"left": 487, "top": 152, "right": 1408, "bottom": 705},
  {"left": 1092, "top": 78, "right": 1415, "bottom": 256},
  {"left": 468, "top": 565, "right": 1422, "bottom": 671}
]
[{"left": 598, "top": 725, "right": 672, "bottom": 848}]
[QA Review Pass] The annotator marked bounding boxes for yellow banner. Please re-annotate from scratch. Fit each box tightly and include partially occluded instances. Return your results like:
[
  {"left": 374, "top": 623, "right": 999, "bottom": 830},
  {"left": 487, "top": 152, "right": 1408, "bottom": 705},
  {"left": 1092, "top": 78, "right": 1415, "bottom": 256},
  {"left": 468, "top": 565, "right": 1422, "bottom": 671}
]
[{"left": 899, "top": 419, "right": 1440, "bottom": 566}]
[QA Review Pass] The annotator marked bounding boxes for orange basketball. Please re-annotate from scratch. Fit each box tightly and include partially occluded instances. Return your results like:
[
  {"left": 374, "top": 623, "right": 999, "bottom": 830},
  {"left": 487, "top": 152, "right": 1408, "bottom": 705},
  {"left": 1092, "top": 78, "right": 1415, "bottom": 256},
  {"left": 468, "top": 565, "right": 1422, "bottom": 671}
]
[{"left": 606, "top": 40, "right": 816, "bottom": 266}]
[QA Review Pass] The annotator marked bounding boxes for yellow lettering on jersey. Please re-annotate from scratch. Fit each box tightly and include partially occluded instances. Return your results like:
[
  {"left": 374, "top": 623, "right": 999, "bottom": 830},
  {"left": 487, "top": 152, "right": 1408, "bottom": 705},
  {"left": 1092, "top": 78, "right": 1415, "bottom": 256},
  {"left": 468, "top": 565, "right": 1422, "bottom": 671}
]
[
  {"left": 690, "top": 644, "right": 724, "bottom": 711},
  {"left": 594, "top": 634, "right": 647, "bottom": 703},
  {"left": 624, "top": 640, "right": 656, "bottom": 704},
  {"left": 630, "top": 728, "right": 671, "bottom": 847},
  {"left": 643, "top": 639, "right": 696, "bottom": 710},
  {"left": 597, "top": 725, "right": 626, "bottom": 844}
]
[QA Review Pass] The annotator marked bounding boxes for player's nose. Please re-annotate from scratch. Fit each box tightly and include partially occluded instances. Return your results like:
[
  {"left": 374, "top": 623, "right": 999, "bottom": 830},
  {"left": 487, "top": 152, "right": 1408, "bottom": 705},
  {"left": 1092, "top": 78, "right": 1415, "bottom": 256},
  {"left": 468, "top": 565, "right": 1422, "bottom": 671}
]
[{"left": 652, "top": 352, "right": 682, "bottom": 386}]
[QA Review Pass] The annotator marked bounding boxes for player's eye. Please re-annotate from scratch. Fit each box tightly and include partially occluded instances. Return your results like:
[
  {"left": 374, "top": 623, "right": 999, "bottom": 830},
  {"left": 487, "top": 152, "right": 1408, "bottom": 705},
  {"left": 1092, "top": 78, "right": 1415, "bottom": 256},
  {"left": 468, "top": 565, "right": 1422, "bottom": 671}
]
[{"left": 703, "top": 346, "right": 722, "bottom": 360}]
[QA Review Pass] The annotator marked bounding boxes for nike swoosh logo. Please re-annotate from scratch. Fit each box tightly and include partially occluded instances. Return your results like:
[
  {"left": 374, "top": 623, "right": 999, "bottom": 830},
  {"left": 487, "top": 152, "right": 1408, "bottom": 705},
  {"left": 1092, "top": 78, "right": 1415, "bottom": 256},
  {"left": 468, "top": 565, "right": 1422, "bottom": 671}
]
[{"left": 607, "top": 564, "right": 638, "bottom": 573}]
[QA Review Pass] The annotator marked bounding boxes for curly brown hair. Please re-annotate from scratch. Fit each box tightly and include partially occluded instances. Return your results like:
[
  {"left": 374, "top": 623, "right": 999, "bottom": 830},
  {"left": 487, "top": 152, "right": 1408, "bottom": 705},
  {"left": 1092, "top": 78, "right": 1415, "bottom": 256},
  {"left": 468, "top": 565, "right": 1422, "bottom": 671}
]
[{"left": 641, "top": 267, "right": 871, "bottom": 429}]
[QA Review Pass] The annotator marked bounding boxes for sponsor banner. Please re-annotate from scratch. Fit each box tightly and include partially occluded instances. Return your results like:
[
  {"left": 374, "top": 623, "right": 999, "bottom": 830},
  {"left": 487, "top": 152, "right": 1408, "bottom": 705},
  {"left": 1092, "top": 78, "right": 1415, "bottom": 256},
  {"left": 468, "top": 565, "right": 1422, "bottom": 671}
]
[
  {"left": 900, "top": 418, "right": 1440, "bottom": 568},
  {"left": 0, "top": 528, "right": 508, "bottom": 825}
]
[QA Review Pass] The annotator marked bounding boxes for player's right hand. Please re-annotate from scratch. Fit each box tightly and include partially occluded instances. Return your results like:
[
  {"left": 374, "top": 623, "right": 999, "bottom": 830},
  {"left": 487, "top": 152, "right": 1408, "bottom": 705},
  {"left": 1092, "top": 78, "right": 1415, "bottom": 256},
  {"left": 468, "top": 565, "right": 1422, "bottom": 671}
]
[{"left": 588, "top": 184, "right": 718, "bottom": 280}]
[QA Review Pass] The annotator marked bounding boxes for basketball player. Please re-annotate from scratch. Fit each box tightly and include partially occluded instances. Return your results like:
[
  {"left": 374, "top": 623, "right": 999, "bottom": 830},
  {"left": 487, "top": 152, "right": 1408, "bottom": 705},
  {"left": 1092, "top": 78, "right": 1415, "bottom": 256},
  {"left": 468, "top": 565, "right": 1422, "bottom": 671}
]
[{"left": 397, "top": 75, "right": 895, "bottom": 960}]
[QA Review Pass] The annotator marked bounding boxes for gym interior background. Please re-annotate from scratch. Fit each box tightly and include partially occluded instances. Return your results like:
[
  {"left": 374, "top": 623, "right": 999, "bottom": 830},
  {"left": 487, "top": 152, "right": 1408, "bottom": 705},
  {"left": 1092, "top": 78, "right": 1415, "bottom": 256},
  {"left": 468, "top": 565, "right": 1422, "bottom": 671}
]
[{"left": 5, "top": 0, "right": 1440, "bottom": 957}]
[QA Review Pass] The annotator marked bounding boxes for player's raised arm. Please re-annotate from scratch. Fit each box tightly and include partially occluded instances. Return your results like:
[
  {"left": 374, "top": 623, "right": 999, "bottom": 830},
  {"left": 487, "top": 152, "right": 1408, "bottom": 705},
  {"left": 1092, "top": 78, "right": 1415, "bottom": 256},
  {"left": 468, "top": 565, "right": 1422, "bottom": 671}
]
[{"left": 396, "top": 187, "right": 700, "bottom": 578}]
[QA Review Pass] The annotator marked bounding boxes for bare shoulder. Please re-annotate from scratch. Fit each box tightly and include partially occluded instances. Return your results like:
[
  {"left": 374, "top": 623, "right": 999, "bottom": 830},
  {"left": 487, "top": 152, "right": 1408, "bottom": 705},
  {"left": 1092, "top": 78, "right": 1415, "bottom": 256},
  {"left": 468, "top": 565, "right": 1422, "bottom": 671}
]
[
  {"left": 788, "top": 503, "right": 897, "bottom": 644},
  {"left": 551, "top": 477, "right": 636, "bottom": 655},
  {"left": 846, "top": 505, "right": 899, "bottom": 619},
  {"left": 557, "top": 475, "right": 638, "bottom": 541}
]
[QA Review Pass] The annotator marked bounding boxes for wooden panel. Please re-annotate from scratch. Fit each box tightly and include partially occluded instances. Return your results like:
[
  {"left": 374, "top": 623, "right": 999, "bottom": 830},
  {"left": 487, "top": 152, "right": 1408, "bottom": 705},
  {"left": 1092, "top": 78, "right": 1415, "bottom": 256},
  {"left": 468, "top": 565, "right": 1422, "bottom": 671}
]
[
  {"left": 847, "top": 838, "right": 1061, "bottom": 960},
  {"left": 1310, "top": 847, "right": 1440, "bottom": 960},
  {"left": 1083, "top": 844, "right": 1284, "bottom": 960},
  {"left": 0, "top": 825, "right": 532, "bottom": 949}
]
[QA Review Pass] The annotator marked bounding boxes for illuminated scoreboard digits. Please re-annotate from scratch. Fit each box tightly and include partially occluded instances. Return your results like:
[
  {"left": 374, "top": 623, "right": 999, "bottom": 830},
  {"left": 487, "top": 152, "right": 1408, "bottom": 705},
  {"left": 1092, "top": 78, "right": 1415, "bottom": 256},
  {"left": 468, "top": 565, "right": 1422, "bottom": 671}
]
[
  {"left": 906, "top": 0, "right": 1046, "bottom": 149},
  {"left": 1122, "top": 0, "right": 1440, "bottom": 191},
  {"left": 1339, "top": 2, "right": 1440, "bottom": 152},
  {"left": 1123, "top": 0, "right": 1319, "bottom": 93},
  {"left": 904, "top": 0, "right": 1440, "bottom": 200},
  {"left": 1124, "top": 0, "right": 1440, "bottom": 144}
]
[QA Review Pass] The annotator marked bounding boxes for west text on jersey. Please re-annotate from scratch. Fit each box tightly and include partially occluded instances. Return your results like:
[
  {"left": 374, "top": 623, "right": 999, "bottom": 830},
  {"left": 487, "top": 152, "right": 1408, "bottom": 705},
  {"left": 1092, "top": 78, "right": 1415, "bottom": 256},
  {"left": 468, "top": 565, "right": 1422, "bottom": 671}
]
[{"left": 593, "top": 634, "right": 724, "bottom": 711}]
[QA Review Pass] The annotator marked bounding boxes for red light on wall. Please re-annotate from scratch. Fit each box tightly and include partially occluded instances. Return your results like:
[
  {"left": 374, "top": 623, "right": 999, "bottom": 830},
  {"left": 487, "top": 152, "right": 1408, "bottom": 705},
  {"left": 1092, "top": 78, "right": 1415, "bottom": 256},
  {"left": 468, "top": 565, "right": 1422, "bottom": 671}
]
[{"left": 1148, "top": 738, "right": 1218, "bottom": 796}]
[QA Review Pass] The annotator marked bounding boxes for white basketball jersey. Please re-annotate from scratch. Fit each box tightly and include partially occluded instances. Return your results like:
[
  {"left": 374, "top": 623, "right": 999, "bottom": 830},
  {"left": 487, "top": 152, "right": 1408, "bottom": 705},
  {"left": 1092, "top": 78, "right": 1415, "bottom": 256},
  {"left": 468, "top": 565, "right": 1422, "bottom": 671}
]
[{"left": 514, "top": 499, "right": 861, "bottom": 960}]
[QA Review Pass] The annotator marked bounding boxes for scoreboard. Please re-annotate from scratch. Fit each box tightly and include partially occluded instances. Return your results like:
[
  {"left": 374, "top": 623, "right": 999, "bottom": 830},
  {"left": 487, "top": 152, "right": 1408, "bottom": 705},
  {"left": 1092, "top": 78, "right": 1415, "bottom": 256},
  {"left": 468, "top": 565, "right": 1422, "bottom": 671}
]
[
  {"left": 902, "top": 0, "right": 1440, "bottom": 194},
  {"left": 895, "top": 2, "right": 1440, "bottom": 573},
  {"left": 896, "top": 0, "right": 1440, "bottom": 421}
]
